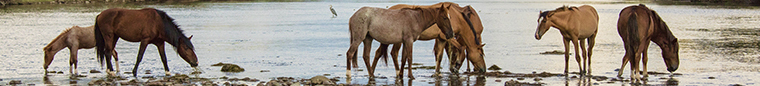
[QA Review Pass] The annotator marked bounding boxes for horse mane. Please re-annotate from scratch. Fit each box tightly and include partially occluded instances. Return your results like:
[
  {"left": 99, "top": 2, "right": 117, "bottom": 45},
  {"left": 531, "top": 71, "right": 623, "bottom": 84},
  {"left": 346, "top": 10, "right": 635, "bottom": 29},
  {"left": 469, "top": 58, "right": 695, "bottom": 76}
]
[
  {"left": 650, "top": 10, "right": 677, "bottom": 41},
  {"left": 155, "top": 9, "right": 194, "bottom": 50},
  {"left": 44, "top": 26, "right": 74, "bottom": 51}
]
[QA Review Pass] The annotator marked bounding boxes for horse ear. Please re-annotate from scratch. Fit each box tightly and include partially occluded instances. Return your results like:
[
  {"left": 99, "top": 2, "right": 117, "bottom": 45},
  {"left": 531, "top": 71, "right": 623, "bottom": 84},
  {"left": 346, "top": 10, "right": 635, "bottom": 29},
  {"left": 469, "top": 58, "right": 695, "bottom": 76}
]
[
  {"left": 480, "top": 43, "right": 486, "bottom": 47},
  {"left": 188, "top": 35, "right": 193, "bottom": 40}
]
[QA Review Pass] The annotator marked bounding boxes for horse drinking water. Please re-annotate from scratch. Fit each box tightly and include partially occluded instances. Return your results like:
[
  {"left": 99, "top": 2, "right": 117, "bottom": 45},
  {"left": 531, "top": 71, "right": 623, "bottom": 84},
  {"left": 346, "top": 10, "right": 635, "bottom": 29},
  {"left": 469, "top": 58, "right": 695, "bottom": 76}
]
[
  {"left": 617, "top": 4, "right": 679, "bottom": 82},
  {"left": 44, "top": 25, "right": 116, "bottom": 75},
  {"left": 95, "top": 8, "right": 199, "bottom": 77},
  {"left": 534, "top": 5, "right": 599, "bottom": 75},
  {"left": 346, "top": 5, "right": 454, "bottom": 79}
]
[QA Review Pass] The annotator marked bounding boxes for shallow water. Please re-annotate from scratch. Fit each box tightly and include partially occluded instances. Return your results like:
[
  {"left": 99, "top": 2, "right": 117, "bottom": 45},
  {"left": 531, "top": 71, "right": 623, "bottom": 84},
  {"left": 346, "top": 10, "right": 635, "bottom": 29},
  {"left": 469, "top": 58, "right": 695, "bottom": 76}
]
[{"left": 2, "top": 0, "right": 760, "bottom": 85}]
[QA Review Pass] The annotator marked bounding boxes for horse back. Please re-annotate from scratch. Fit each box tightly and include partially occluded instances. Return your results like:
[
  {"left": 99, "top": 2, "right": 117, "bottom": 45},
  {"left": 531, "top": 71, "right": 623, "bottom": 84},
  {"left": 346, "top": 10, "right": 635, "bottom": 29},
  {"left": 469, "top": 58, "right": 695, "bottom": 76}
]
[
  {"left": 96, "top": 8, "right": 163, "bottom": 42},
  {"left": 69, "top": 26, "right": 97, "bottom": 49}
]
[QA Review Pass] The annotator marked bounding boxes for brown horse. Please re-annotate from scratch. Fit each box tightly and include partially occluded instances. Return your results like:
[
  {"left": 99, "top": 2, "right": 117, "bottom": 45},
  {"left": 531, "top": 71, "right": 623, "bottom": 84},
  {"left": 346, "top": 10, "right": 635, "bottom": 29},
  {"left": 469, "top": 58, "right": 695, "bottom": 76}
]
[
  {"left": 347, "top": 5, "right": 454, "bottom": 79},
  {"left": 370, "top": 2, "right": 486, "bottom": 76},
  {"left": 43, "top": 25, "right": 117, "bottom": 75},
  {"left": 616, "top": 4, "right": 679, "bottom": 82},
  {"left": 95, "top": 8, "right": 199, "bottom": 77},
  {"left": 535, "top": 5, "right": 598, "bottom": 75}
]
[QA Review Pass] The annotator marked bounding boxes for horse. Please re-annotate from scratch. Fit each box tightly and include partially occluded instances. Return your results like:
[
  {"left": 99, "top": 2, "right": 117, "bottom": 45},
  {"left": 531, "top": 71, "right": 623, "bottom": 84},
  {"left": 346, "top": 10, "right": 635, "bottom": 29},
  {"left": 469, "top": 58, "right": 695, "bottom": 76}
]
[
  {"left": 95, "top": 8, "right": 199, "bottom": 77},
  {"left": 346, "top": 5, "right": 454, "bottom": 79},
  {"left": 43, "top": 25, "right": 116, "bottom": 75},
  {"left": 369, "top": 2, "right": 486, "bottom": 76},
  {"left": 616, "top": 4, "right": 679, "bottom": 82},
  {"left": 534, "top": 5, "right": 598, "bottom": 75}
]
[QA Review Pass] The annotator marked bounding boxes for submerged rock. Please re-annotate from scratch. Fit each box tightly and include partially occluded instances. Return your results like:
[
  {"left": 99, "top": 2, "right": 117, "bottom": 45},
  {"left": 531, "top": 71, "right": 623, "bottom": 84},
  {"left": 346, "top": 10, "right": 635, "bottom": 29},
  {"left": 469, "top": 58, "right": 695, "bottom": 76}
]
[
  {"left": 540, "top": 50, "right": 570, "bottom": 55},
  {"left": 308, "top": 76, "right": 335, "bottom": 85},
  {"left": 488, "top": 65, "right": 502, "bottom": 70},
  {"left": 9, "top": 80, "right": 22, "bottom": 84},
  {"left": 221, "top": 64, "right": 245, "bottom": 72},
  {"left": 90, "top": 70, "right": 101, "bottom": 73}
]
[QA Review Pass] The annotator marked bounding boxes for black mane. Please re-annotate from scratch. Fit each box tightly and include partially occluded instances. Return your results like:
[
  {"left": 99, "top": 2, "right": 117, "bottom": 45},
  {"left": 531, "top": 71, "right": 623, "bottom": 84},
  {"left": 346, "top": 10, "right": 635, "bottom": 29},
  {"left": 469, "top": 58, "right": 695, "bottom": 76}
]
[{"left": 155, "top": 9, "right": 194, "bottom": 50}]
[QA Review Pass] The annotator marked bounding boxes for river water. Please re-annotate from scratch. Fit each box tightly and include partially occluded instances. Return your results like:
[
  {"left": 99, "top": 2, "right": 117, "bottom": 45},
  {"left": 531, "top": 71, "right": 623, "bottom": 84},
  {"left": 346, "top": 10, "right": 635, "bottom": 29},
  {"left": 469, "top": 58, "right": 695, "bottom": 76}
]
[{"left": 1, "top": 0, "right": 760, "bottom": 85}]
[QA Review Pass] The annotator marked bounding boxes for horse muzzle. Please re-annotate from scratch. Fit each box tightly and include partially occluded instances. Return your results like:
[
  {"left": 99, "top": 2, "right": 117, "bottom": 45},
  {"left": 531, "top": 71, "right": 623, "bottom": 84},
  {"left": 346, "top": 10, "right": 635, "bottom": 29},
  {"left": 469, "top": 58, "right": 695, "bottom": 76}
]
[{"left": 667, "top": 66, "right": 678, "bottom": 72}]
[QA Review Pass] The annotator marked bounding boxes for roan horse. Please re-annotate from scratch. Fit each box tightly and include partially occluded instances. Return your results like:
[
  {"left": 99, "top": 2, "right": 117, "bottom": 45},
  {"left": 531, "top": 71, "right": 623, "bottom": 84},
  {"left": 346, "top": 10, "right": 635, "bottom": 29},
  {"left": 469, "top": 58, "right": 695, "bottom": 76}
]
[
  {"left": 535, "top": 5, "right": 598, "bottom": 75},
  {"left": 616, "top": 4, "right": 679, "bottom": 82},
  {"left": 347, "top": 5, "right": 454, "bottom": 79},
  {"left": 44, "top": 25, "right": 117, "bottom": 75},
  {"left": 95, "top": 8, "right": 199, "bottom": 77},
  {"left": 370, "top": 2, "right": 486, "bottom": 76}
]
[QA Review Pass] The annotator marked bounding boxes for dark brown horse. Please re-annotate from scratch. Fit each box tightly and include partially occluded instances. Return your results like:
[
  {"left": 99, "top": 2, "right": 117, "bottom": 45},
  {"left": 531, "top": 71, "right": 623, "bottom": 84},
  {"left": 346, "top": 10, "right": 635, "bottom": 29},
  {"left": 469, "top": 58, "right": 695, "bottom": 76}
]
[
  {"left": 347, "top": 5, "right": 454, "bottom": 79},
  {"left": 617, "top": 4, "right": 679, "bottom": 82},
  {"left": 95, "top": 8, "right": 199, "bottom": 77},
  {"left": 535, "top": 5, "right": 598, "bottom": 75},
  {"left": 371, "top": 2, "right": 486, "bottom": 76}
]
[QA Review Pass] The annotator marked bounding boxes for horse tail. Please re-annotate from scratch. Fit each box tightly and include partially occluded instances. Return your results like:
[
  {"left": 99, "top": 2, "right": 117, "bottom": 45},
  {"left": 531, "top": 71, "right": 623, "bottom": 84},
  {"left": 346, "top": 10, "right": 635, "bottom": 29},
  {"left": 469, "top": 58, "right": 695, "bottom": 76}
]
[
  {"left": 626, "top": 7, "right": 640, "bottom": 67},
  {"left": 94, "top": 17, "right": 105, "bottom": 68}
]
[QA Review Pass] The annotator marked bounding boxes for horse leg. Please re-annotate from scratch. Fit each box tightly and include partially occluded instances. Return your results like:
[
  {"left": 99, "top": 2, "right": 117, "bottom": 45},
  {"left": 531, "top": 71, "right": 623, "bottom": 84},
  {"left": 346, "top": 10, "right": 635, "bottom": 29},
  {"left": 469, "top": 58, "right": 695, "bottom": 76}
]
[
  {"left": 579, "top": 39, "right": 588, "bottom": 75},
  {"left": 132, "top": 41, "right": 150, "bottom": 77},
  {"left": 587, "top": 35, "right": 596, "bottom": 75},
  {"left": 345, "top": 35, "right": 363, "bottom": 77},
  {"left": 104, "top": 36, "right": 118, "bottom": 76},
  {"left": 433, "top": 39, "right": 446, "bottom": 76},
  {"left": 403, "top": 41, "right": 415, "bottom": 79},
  {"left": 111, "top": 50, "right": 119, "bottom": 73},
  {"left": 631, "top": 48, "right": 643, "bottom": 82},
  {"left": 617, "top": 43, "right": 631, "bottom": 77},
  {"left": 69, "top": 46, "right": 78, "bottom": 75},
  {"left": 641, "top": 42, "right": 651, "bottom": 77},
  {"left": 373, "top": 44, "right": 389, "bottom": 67},
  {"left": 571, "top": 38, "right": 583, "bottom": 75},
  {"left": 155, "top": 42, "right": 171, "bottom": 76},
  {"left": 562, "top": 38, "right": 571, "bottom": 75},
  {"left": 390, "top": 43, "right": 401, "bottom": 75},
  {"left": 362, "top": 38, "right": 374, "bottom": 77},
  {"left": 371, "top": 44, "right": 388, "bottom": 74}
]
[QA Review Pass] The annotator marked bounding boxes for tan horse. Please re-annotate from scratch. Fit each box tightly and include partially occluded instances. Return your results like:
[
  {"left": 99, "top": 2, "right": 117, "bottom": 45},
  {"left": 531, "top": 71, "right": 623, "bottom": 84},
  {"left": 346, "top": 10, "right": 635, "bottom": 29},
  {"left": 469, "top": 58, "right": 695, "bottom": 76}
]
[
  {"left": 617, "top": 4, "right": 679, "bottom": 82},
  {"left": 43, "top": 25, "right": 117, "bottom": 75},
  {"left": 347, "top": 5, "right": 454, "bottom": 79},
  {"left": 95, "top": 8, "right": 199, "bottom": 77},
  {"left": 535, "top": 5, "right": 598, "bottom": 75},
  {"left": 370, "top": 2, "right": 486, "bottom": 76}
]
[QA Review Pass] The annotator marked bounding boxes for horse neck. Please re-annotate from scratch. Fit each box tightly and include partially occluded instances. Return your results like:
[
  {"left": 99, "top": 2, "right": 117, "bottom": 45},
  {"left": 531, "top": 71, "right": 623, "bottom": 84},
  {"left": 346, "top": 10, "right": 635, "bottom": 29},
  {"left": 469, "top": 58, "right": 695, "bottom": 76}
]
[
  {"left": 651, "top": 24, "right": 675, "bottom": 45},
  {"left": 548, "top": 11, "right": 573, "bottom": 29},
  {"left": 414, "top": 8, "right": 440, "bottom": 31},
  {"left": 44, "top": 31, "right": 69, "bottom": 53}
]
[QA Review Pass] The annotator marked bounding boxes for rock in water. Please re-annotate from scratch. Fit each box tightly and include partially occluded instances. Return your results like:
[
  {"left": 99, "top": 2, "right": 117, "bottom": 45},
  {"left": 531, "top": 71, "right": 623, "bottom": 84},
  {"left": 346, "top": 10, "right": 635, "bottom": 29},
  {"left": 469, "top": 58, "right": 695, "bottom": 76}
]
[
  {"left": 309, "top": 76, "right": 335, "bottom": 85},
  {"left": 9, "top": 80, "right": 22, "bottom": 84},
  {"left": 90, "top": 70, "right": 101, "bottom": 73},
  {"left": 221, "top": 64, "right": 244, "bottom": 72},
  {"left": 488, "top": 65, "right": 501, "bottom": 70},
  {"left": 211, "top": 62, "right": 227, "bottom": 66}
]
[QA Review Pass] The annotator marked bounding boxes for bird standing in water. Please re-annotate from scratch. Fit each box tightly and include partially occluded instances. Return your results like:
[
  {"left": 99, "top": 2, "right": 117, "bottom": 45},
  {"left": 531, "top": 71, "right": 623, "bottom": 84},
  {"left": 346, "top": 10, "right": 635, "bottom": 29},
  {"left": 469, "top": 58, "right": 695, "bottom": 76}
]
[{"left": 330, "top": 5, "right": 337, "bottom": 18}]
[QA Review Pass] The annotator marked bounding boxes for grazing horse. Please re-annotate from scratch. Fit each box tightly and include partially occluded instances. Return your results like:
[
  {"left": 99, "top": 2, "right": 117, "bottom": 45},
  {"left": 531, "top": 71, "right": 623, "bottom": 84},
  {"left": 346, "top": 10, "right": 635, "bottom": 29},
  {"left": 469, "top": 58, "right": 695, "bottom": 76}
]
[
  {"left": 43, "top": 25, "right": 116, "bottom": 75},
  {"left": 95, "top": 8, "right": 199, "bottom": 77},
  {"left": 370, "top": 2, "right": 486, "bottom": 76},
  {"left": 346, "top": 5, "right": 454, "bottom": 79},
  {"left": 534, "top": 5, "right": 598, "bottom": 75},
  {"left": 616, "top": 4, "right": 679, "bottom": 82}
]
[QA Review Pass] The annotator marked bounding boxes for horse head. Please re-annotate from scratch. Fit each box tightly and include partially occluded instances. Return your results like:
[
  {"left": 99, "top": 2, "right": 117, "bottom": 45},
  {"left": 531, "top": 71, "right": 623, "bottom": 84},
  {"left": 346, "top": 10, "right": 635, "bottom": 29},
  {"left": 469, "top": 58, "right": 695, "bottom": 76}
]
[
  {"left": 535, "top": 11, "right": 553, "bottom": 40},
  {"left": 176, "top": 35, "right": 199, "bottom": 67},
  {"left": 433, "top": 4, "right": 455, "bottom": 39},
  {"left": 652, "top": 11, "right": 679, "bottom": 72}
]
